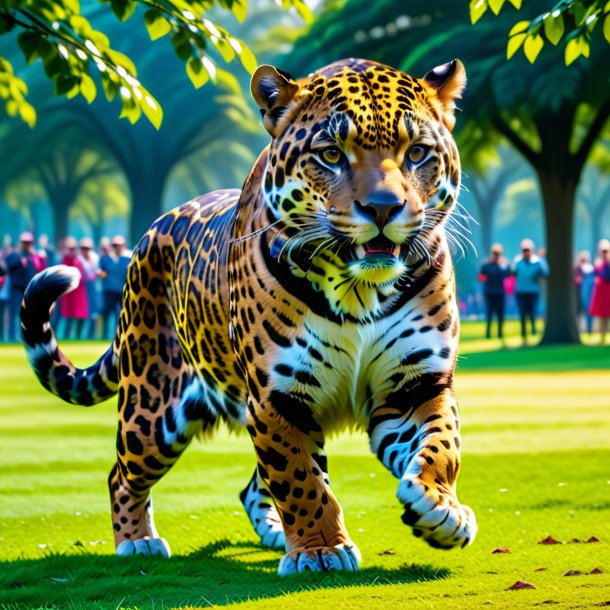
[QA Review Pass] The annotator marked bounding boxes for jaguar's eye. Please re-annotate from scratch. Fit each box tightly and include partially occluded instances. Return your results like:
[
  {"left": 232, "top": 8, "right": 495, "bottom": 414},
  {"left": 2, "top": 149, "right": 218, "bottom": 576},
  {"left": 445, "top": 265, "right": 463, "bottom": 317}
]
[
  {"left": 406, "top": 145, "right": 429, "bottom": 165},
  {"left": 319, "top": 147, "right": 343, "bottom": 165}
]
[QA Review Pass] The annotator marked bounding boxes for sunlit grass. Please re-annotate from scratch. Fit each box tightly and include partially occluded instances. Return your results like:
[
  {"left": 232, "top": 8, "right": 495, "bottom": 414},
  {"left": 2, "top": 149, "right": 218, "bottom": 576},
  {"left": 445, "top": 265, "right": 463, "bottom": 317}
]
[{"left": 0, "top": 323, "right": 609, "bottom": 609}]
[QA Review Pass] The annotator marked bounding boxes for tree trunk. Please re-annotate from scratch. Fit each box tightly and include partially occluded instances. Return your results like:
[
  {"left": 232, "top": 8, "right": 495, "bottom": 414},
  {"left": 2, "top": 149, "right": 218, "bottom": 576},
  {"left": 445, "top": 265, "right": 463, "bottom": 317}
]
[
  {"left": 477, "top": 203, "right": 493, "bottom": 256},
  {"left": 90, "top": 219, "right": 103, "bottom": 248},
  {"left": 127, "top": 171, "right": 167, "bottom": 247},
  {"left": 49, "top": 196, "right": 73, "bottom": 247},
  {"left": 537, "top": 170, "right": 580, "bottom": 345}
]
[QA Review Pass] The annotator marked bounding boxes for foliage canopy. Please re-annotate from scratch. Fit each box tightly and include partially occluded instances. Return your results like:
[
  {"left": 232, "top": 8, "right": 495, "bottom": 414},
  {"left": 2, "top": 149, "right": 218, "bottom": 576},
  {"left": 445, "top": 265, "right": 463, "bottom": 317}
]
[
  {"left": 0, "top": 0, "right": 311, "bottom": 128},
  {"left": 470, "top": 0, "right": 610, "bottom": 65}
]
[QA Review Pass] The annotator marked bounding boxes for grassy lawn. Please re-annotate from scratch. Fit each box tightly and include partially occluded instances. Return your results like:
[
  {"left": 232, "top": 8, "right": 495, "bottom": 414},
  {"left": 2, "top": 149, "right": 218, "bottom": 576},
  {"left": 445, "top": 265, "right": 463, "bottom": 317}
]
[{"left": 0, "top": 323, "right": 609, "bottom": 609}]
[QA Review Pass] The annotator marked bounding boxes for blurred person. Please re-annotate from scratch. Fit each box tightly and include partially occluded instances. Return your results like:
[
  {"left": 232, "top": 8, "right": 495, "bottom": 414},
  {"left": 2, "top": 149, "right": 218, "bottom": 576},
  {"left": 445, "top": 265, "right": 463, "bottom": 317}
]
[
  {"left": 478, "top": 243, "right": 510, "bottom": 339},
  {"left": 37, "top": 233, "right": 57, "bottom": 268},
  {"left": 0, "top": 234, "right": 14, "bottom": 341},
  {"left": 59, "top": 237, "right": 89, "bottom": 339},
  {"left": 2, "top": 232, "right": 44, "bottom": 342},
  {"left": 589, "top": 239, "right": 610, "bottom": 344},
  {"left": 99, "top": 235, "right": 130, "bottom": 340},
  {"left": 512, "top": 238, "right": 548, "bottom": 341},
  {"left": 536, "top": 245, "right": 549, "bottom": 316},
  {"left": 574, "top": 251, "right": 595, "bottom": 334},
  {"left": 79, "top": 237, "right": 100, "bottom": 339}
]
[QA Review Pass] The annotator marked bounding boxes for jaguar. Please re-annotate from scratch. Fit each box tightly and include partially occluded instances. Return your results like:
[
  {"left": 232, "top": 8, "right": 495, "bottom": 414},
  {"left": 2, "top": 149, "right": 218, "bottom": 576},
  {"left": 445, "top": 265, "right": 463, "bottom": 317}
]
[{"left": 21, "top": 57, "right": 477, "bottom": 574}]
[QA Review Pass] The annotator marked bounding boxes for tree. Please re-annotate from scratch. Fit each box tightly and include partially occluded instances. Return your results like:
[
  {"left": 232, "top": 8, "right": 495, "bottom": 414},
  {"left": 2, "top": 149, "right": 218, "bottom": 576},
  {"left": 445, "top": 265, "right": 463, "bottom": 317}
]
[
  {"left": 1, "top": 1, "right": 309, "bottom": 245},
  {"left": 471, "top": 0, "right": 610, "bottom": 65},
  {"left": 71, "top": 172, "right": 130, "bottom": 244},
  {"left": 287, "top": 0, "right": 610, "bottom": 345},
  {"left": 457, "top": 123, "right": 528, "bottom": 254},
  {"left": 0, "top": 0, "right": 311, "bottom": 128}
]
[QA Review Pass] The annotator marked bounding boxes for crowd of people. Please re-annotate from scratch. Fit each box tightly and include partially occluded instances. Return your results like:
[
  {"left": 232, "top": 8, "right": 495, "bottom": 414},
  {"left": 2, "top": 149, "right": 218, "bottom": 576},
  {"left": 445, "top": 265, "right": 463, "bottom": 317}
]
[
  {"left": 0, "top": 232, "right": 131, "bottom": 342},
  {"left": 478, "top": 238, "right": 610, "bottom": 343},
  {"left": 1, "top": 231, "right": 609, "bottom": 345}
]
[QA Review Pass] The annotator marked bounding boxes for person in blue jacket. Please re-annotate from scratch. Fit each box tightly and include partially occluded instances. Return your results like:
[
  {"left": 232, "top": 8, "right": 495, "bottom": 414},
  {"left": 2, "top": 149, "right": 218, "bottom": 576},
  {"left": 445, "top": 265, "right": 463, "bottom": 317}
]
[
  {"left": 478, "top": 244, "right": 510, "bottom": 339},
  {"left": 98, "top": 235, "right": 131, "bottom": 340},
  {"left": 512, "top": 238, "right": 549, "bottom": 341}
]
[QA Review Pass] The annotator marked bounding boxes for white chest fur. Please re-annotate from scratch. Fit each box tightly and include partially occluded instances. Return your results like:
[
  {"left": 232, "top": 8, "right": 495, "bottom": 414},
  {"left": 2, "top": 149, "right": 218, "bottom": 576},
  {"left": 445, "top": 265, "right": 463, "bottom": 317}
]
[{"left": 267, "top": 302, "right": 457, "bottom": 434}]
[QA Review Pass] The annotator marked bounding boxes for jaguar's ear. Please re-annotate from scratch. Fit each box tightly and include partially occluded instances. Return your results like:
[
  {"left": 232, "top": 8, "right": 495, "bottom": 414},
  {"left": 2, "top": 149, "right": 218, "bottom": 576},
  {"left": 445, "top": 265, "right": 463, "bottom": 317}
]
[
  {"left": 421, "top": 59, "right": 466, "bottom": 132},
  {"left": 251, "top": 65, "right": 300, "bottom": 138}
]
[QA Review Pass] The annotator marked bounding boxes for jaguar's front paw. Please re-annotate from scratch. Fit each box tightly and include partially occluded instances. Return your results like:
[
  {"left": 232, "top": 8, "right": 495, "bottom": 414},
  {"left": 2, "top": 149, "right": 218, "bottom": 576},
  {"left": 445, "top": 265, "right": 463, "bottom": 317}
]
[
  {"left": 116, "top": 537, "right": 171, "bottom": 557},
  {"left": 397, "top": 475, "right": 477, "bottom": 549},
  {"left": 278, "top": 543, "right": 361, "bottom": 575}
]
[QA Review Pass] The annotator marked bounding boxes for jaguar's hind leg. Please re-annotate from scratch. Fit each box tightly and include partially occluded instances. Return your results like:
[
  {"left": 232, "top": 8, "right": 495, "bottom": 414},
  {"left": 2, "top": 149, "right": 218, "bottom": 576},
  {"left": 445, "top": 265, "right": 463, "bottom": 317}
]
[
  {"left": 240, "top": 469, "right": 285, "bottom": 549},
  {"left": 110, "top": 362, "right": 215, "bottom": 557}
]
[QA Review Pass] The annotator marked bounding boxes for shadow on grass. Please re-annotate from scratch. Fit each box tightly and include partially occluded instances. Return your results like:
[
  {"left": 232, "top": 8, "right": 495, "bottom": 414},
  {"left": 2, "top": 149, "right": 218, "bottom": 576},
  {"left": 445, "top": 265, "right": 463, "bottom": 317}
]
[{"left": 0, "top": 540, "right": 449, "bottom": 609}]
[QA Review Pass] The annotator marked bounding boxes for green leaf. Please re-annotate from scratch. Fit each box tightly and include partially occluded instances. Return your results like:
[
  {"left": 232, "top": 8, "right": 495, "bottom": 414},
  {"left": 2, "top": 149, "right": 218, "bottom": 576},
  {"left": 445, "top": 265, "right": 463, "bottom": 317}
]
[
  {"left": 110, "top": 0, "right": 136, "bottom": 22},
  {"left": 544, "top": 13, "right": 565, "bottom": 45},
  {"left": 523, "top": 34, "right": 544, "bottom": 63},
  {"left": 488, "top": 0, "right": 505, "bottom": 16},
  {"left": 18, "top": 32, "right": 43, "bottom": 64},
  {"left": 64, "top": 0, "right": 80, "bottom": 12},
  {"left": 171, "top": 31, "right": 193, "bottom": 61},
  {"left": 213, "top": 38, "right": 236, "bottom": 63},
  {"left": 579, "top": 35, "right": 590, "bottom": 58},
  {"left": 231, "top": 0, "right": 248, "bottom": 22},
  {"left": 143, "top": 9, "right": 172, "bottom": 41},
  {"left": 69, "top": 15, "right": 92, "bottom": 36},
  {"left": 604, "top": 14, "right": 610, "bottom": 43},
  {"left": 88, "top": 30, "right": 111, "bottom": 51},
  {"left": 573, "top": 0, "right": 587, "bottom": 26},
  {"left": 106, "top": 49, "right": 137, "bottom": 75},
  {"left": 565, "top": 36, "right": 582, "bottom": 65},
  {"left": 6, "top": 99, "right": 18, "bottom": 117},
  {"left": 101, "top": 72, "right": 119, "bottom": 101},
  {"left": 291, "top": 0, "right": 313, "bottom": 23},
  {"left": 507, "top": 32, "right": 527, "bottom": 59},
  {"left": 138, "top": 87, "right": 163, "bottom": 129},
  {"left": 79, "top": 73, "right": 96, "bottom": 103},
  {"left": 120, "top": 99, "right": 141, "bottom": 125},
  {"left": 186, "top": 57, "right": 210, "bottom": 89},
  {"left": 470, "top": 0, "right": 488, "bottom": 24},
  {"left": 237, "top": 42, "right": 257, "bottom": 74},
  {"left": 18, "top": 101, "right": 36, "bottom": 127},
  {"left": 508, "top": 20, "right": 530, "bottom": 36},
  {"left": 54, "top": 75, "right": 78, "bottom": 95}
]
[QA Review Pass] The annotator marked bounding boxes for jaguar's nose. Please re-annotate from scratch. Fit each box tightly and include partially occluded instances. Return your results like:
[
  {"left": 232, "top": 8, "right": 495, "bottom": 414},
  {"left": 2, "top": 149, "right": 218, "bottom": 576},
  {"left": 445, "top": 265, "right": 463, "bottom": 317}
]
[{"left": 355, "top": 191, "right": 404, "bottom": 229}]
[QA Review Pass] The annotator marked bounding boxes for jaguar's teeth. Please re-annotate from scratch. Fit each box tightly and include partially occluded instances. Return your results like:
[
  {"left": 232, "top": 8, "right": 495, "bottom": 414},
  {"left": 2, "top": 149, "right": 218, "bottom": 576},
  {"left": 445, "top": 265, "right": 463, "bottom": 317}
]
[{"left": 355, "top": 245, "right": 366, "bottom": 258}]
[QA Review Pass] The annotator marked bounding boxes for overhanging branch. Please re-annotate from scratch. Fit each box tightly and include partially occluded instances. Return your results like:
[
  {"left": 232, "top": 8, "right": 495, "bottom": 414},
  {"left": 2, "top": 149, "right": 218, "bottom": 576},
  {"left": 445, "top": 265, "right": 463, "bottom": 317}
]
[{"left": 492, "top": 117, "right": 540, "bottom": 167}]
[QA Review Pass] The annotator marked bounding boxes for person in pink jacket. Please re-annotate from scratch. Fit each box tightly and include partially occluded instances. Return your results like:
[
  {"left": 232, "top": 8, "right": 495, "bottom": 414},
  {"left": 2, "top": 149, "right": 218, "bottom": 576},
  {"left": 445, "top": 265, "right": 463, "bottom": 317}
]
[
  {"left": 59, "top": 237, "right": 89, "bottom": 339},
  {"left": 589, "top": 239, "right": 610, "bottom": 344}
]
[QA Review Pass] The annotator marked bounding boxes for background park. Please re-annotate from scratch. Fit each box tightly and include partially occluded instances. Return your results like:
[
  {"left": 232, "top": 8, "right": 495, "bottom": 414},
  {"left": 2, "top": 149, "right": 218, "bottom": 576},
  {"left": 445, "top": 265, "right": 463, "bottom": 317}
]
[{"left": 0, "top": 0, "right": 609, "bottom": 608}]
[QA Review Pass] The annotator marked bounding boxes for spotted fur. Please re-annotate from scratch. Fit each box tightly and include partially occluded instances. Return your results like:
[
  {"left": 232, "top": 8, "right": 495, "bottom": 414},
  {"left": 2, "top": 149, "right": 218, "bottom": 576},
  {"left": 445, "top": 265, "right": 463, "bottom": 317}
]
[{"left": 21, "top": 58, "right": 476, "bottom": 574}]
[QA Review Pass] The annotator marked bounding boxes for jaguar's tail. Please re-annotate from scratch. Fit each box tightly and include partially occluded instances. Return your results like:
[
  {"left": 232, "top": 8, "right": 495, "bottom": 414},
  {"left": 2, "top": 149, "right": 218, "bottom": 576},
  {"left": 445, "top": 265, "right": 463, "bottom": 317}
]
[{"left": 21, "top": 265, "right": 119, "bottom": 406}]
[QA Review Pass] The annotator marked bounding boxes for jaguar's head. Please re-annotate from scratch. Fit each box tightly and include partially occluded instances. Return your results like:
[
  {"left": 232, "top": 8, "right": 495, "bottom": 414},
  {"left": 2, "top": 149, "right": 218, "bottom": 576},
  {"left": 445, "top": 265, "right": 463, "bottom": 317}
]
[{"left": 251, "top": 58, "right": 466, "bottom": 313}]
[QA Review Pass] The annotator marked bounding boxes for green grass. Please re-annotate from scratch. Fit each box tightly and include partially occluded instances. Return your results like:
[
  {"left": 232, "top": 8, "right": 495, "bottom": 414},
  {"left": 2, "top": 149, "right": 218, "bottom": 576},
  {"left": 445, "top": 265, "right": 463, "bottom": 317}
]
[{"left": 1, "top": 324, "right": 609, "bottom": 609}]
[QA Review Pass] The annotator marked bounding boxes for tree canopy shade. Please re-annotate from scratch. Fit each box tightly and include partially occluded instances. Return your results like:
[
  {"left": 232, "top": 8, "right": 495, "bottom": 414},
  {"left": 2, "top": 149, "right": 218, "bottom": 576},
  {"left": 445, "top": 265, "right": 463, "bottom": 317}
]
[
  {"left": 0, "top": 0, "right": 311, "bottom": 128},
  {"left": 287, "top": 0, "right": 610, "bottom": 345}
]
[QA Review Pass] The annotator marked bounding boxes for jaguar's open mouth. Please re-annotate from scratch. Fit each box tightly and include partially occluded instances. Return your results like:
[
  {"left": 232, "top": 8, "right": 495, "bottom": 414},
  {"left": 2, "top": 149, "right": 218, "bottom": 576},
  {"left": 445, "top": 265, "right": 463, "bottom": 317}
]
[{"left": 354, "top": 236, "right": 401, "bottom": 259}]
